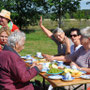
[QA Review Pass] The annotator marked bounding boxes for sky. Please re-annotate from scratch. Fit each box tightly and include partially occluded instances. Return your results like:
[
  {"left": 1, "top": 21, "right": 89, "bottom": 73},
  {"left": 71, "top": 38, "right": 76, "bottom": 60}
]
[{"left": 80, "top": 0, "right": 90, "bottom": 10}]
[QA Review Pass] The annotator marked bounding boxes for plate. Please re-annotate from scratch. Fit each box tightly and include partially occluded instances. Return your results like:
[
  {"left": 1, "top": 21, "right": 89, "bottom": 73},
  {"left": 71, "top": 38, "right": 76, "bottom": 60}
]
[
  {"left": 21, "top": 56, "right": 26, "bottom": 59},
  {"left": 80, "top": 75, "right": 90, "bottom": 79},
  {"left": 48, "top": 75, "right": 63, "bottom": 79},
  {"left": 25, "top": 60, "right": 32, "bottom": 64},
  {"left": 62, "top": 77, "right": 74, "bottom": 81},
  {"left": 80, "top": 71, "right": 86, "bottom": 74},
  {"left": 46, "top": 70, "right": 63, "bottom": 75},
  {"left": 41, "top": 68, "right": 49, "bottom": 72}
]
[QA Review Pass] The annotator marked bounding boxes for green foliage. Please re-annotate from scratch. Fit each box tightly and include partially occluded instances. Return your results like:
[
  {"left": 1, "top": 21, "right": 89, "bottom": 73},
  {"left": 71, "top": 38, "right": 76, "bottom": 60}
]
[
  {"left": 64, "top": 13, "right": 71, "bottom": 19},
  {"left": 46, "top": 0, "right": 81, "bottom": 27},
  {"left": 0, "top": 0, "right": 46, "bottom": 29}
]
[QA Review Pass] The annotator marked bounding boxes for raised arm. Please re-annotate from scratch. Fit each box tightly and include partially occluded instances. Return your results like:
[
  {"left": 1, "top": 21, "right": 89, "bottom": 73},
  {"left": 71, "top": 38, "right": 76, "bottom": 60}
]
[
  {"left": 39, "top": 16, "right": 53, "bottom": 38},
  {"left": 64, "top": 37, "right": 71, "bottom": 54}
]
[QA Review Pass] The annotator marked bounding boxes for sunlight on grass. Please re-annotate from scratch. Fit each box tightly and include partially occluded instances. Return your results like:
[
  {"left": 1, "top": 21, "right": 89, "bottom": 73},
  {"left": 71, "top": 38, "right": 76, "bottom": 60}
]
[{"left": 20, "top": 31, "right": 57, "bottom": 56}]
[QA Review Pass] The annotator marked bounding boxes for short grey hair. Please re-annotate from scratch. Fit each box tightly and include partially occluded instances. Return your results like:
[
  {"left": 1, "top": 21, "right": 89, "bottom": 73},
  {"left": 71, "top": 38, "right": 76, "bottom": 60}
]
[
  {"left": 8, "top": 31, "right": 26, "bottom": 47},
  {"left": 53, "top": 27, "right": 64, "bottom": 34},
  {"left": 80, "top": 27, "right": 90, "bottom": 37}
]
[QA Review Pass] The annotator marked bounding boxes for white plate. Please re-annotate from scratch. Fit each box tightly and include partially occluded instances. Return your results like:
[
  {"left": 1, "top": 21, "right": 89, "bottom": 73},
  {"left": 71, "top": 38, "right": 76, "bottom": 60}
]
[
  {"left": 62, "top": 77, "right": 74, "bottom": 81},
  {"left": 41, "top": 68, "right": 49, "bottom": 72},
  {"left": 80, "top": 71, "right": 86, "bottom": 74},
  {"left": 21, "top": 56, "right": 26, "bottom": 59},
  {"left": 80, "top": 75, "right": 90, "bottom": 79},
  {"left": 25, "top": 60, "right": 32, "bottom": 63},
  {"left": 48, "top": 75, "right": 63, "bottom": 79}
]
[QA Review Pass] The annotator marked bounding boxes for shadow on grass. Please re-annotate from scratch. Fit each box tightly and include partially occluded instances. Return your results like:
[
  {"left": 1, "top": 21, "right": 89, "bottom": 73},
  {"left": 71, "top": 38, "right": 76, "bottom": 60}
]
[{"left": 21, "top": 29, "right": 36, "bottom": 34}]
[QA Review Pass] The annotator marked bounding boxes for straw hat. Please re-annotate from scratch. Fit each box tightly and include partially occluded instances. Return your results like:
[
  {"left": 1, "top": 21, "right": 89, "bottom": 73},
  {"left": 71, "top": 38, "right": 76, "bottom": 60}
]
[{"left": 0, "top": 9, "right": 11, "bottom": 20}]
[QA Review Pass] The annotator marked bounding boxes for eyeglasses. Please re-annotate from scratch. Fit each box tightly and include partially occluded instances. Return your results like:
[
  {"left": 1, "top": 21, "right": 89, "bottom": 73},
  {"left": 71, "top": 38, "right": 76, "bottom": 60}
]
[{"left": 70, "top": 34, "right": 78, "bottom": 37}]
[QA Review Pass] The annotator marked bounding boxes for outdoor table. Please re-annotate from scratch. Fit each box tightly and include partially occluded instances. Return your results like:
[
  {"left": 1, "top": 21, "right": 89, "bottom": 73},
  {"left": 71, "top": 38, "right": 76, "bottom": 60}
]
[{"left": 39, "top": 72, "right": 90, "bottom": 90}]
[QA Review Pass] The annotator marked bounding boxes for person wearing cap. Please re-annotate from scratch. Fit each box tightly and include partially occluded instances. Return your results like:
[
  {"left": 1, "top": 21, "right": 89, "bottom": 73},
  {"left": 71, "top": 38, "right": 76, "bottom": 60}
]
[
  {"left": 39, "top": 16, "right": 71, "bottom": 56},
  {"left": 43, "top": 26, "right": 90, "bottom": 73},
  {"left": 0, "top": 27, "right": 11, "bottom": 51},
  {"left": 0, "top": 9, "right": 19, "bottom": 32}
]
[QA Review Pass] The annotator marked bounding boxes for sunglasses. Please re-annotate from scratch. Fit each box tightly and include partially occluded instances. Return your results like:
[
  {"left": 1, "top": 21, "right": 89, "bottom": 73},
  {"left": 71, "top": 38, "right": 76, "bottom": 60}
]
[{"left": 70, "top": 34, "right": 78, "bottom": 37}]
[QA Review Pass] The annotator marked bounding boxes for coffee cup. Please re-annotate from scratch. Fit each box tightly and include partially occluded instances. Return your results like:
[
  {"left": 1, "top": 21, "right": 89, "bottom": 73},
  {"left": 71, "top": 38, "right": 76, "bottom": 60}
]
[
  {"left": 65, "top": 72, "right": 72, "bottom": 80},
  {"left": 57, "top": 61, "right": 63, "bottom": 66}
]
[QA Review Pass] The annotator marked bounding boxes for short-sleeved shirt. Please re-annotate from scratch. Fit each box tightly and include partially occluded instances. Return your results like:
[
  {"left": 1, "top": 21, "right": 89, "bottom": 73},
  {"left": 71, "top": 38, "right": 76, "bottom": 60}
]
[
  {"left": 51, "top": 35, "right": 72, "bottom": 55},
  {"left": 67, "top": 46, "right": 90, "bottom": 68},
  {"left": 11, "top": 24, "right": 19, "bottom": 32},
  {"left": 0, "top": 21, "right": 19, "bottom": 32}
]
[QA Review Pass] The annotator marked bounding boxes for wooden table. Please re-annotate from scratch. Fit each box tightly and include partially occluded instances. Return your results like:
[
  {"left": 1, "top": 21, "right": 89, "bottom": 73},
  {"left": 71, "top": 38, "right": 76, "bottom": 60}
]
[{"left": 40, "top": 72, "right": 90, "bottom": 90}]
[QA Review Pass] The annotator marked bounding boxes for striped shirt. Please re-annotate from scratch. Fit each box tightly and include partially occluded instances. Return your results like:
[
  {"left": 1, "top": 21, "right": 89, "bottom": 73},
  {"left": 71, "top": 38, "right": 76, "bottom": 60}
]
[{"left": 67, "top": 46, "right": 90, "bottom": 68}]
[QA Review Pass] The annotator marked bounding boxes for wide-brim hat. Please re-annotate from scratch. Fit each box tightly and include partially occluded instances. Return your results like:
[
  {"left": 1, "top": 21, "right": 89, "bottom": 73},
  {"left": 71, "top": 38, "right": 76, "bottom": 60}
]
[{"left": 0, "top": 9, "right": 11, "bottom": 20}]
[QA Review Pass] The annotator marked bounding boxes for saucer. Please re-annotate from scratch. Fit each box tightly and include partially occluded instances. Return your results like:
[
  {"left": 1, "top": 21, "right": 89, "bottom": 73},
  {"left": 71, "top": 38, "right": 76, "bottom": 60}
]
[
  {"left": 48, "top": 75, "right": 63, "bottom": 79},
  {"left": 80, "top": 75, "right": 90, "bottom": 79},
  {"left": 62, "top": 77, "right": 74, "bottom": 81}
]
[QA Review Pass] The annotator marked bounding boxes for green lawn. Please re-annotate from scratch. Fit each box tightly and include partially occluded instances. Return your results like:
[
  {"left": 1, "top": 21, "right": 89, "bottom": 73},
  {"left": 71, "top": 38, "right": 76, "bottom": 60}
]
[{"left": 20, "top": 30, "right": 57, "bottom": 56}]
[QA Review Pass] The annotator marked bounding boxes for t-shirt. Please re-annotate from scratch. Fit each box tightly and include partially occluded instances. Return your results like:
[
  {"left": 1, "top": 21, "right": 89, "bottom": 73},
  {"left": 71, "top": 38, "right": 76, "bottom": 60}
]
[
  {"left": 70, "top": 44, "right": 82, "bottom": 54},
  {"left": 67, "top": 46, "right": 90, "bottom": 68},
  {"left": 0, "top": 21, "right": 19, "bottom": 32},
  {"left": 11, "top": 24, "right": 19, "bottom": 32},
  {"left": 51, "top": 35, "right": 72, "bottom": 55}
]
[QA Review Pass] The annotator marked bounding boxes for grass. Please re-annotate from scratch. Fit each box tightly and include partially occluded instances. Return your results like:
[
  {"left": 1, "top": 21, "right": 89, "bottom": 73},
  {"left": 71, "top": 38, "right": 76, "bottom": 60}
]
[
  {"left": 19, "top": 19, "right": 90, "bottom": 85},
  {"left": 20, "top": 30, "right": 57, "bottom": 56}
]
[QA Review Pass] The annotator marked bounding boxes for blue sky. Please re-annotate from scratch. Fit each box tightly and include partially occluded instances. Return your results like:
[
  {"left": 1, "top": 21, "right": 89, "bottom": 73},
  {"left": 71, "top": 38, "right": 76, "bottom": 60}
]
[{"left": 80, "top": 0, "right": 90, "bottom": 10}]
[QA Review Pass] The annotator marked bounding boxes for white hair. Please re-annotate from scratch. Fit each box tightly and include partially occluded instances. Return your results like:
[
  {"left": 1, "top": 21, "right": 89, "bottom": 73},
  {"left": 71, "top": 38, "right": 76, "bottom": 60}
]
[
  {"left": 53, "top": 27, "right": 64, "bottom": 34},
  {"left": 80, "top": 27, "right": 90, "bottom": 37},
  {"left": 8, "top": 31, "right": 26, "bottom": 47}
]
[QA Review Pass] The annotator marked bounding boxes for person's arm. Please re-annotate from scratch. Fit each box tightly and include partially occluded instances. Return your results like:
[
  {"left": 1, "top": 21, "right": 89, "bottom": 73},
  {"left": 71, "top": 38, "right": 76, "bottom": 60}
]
[
  {"left": 64, "top": 37, "right": 71, "bottom": 54},
  {"left": 70, "top": 62, "right": 90, "bottom": 74},
  {"left": 39, "top": 16, "right": 53, "bottom": 38},
  {"left": 10, "top": 53, "right": 42, "bottom": 83},
  {"left": 42, "top": 54, "right": 71, "bottom": 62}
]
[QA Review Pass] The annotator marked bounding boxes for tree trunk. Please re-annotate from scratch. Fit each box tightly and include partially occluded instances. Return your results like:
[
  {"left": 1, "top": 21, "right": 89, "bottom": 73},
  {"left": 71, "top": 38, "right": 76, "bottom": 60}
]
[
  {"left": 58, "top": 16, "right": 62, "bottom": 28},
  {"left": 19, "top": 24, "right": 22, "bottom": 30}
]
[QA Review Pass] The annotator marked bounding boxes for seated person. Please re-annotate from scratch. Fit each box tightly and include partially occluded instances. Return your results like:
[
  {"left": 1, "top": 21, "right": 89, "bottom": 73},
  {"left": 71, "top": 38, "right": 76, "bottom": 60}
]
[
  {"left": 70, "top": 28, "right": 82, "bottom": 53},
  {"left": 43, "top": 27, "right": 90, "bottom": 73},
  {"left": 3, "top": 31, "right": 24, "bottom": 56},
  {"left": 39, "top": 16, "right": 71, "bottom": 55},
  {"left": 0, "top": 9, "right": 19, "bottom": 32},
  {"left": 0, "top": 27, "right": 11, "bottom": 51},
  {"left": 0, "top": 31, "right": 42, "bottom": 90}
]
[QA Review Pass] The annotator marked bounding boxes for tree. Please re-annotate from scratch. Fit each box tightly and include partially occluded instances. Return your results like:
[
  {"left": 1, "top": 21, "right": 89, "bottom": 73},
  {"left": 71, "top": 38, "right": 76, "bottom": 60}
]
[
  {"left": 0, "top": 0, "right": 46, "bottom": 29},
  {"left": 46, "top": 0, "right": 81, "bottom": 27},
  {"left": 86, "top": 1, "right": 90, "bottom": 5},
  {"left": 0, "top": 0, "right": 81, "bottom": 29}
]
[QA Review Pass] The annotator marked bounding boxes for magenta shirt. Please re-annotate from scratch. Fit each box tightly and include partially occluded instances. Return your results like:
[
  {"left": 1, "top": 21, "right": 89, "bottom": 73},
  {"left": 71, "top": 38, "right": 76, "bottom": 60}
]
[{"left": 0, "top": 51, "right": 39, "bottom": 90}]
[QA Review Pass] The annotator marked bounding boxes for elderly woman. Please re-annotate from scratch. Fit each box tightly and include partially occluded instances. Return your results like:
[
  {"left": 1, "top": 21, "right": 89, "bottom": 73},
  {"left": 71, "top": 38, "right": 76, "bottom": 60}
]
[
  {"left": 40, "top": 16, "right": 71, "bottom": 55},
  {"left": 0, "top": 31, "right": 42, "bottom": 90},
  {"left": 0, "top": 9, "right": 19, "bottom": 32},
  {"left": 43, "top": 27, "right": 90, "bottom": 73},
  {"left": 0, "top": 27, "right": 11, "bottom": 51}
]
